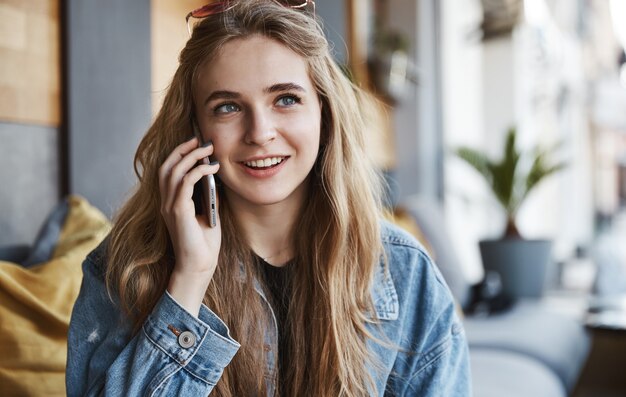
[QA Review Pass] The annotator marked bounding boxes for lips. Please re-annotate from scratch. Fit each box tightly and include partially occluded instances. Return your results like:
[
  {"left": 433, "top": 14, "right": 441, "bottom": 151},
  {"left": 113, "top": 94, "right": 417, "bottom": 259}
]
[{"left": 243, "top": 156, "right": 286, "bottom": 169}]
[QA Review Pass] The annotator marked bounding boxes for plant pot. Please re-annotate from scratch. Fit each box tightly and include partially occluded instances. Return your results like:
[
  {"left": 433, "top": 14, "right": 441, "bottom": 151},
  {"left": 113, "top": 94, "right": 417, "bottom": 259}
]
[
  {"left": 479, "top": 239, "right": 553, "bottom": 298},
  {"left": 368, "top": 50, "right": 408, "bottom": 102}
]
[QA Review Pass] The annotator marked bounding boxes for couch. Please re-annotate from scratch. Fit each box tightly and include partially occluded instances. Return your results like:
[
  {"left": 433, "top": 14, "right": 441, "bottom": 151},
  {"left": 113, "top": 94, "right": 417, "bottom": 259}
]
[
  {"left": 0, "top": 196, "right": 111, "bottom": 396},
  {"left": 401, "top": 195, "right": 591, "bottom": 397},
  {"left": 0, "top": 195, "right": 591, "bottom": 396}
]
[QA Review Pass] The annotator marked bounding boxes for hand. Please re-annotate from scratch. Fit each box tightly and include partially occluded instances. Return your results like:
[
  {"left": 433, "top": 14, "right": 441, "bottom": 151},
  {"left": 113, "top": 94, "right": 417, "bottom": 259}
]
[{"left": 158, "top": 137, "right": 221, "bottom": 316}]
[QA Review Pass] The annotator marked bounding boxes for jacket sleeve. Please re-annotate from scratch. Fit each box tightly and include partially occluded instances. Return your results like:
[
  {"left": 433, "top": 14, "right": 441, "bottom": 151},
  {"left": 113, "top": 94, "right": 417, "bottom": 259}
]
[
  {"left": 404, "top": 304, "right": 471, "bottom": 396},
  {"left": 382, "top": 236, "right": 472, "bottom": 397},
  {"left": 66, "top": 253, "right": 240, "bottom": 397},
  {"left": 405, "top": 258, "right": 471, "bottom": 397}
]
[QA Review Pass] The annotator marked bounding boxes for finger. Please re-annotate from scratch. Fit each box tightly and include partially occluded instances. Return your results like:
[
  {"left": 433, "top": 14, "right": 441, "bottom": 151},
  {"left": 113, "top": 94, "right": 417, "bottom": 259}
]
[
  {"left": 159, "top": 139, "right": 215, "bottom": 212},
  {"left": 166, "top": 143, "right": 215, "bottom": 207},
  {"left": 159, "top": 137, "right": 199, "bottom": 182},
  {"left": 167, "top": 141, "right": 215, "bottom": 185},
  {"left": 172, "top": 161, "right": 220, "bottom": 215},
  {"left": 159, "top": 137, "right": 199, "bottom": 210}
]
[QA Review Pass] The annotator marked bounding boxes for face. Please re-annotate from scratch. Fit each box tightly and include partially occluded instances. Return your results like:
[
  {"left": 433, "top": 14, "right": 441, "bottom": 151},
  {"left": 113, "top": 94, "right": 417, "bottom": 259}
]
[{"left": 194, "top": 35, "right": 322, "bottom": 210}]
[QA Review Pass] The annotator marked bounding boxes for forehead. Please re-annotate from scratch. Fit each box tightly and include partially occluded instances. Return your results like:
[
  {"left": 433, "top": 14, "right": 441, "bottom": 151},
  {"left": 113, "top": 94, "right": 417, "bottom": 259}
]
[{"left": 197, "top": 35, "right": 314, "bottom": 92}]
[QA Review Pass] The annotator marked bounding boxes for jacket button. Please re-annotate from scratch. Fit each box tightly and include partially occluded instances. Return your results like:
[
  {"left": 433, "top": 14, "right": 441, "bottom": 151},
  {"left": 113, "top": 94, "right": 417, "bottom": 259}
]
[{"left": 178, "top": 331, "right": 196, "bottom": 348}]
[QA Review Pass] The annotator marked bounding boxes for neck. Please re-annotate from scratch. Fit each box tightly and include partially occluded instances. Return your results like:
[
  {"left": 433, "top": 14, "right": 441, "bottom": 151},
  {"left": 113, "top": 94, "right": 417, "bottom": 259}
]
[{"left": 224, "top": 188, "right": 304, "bottom": 267}]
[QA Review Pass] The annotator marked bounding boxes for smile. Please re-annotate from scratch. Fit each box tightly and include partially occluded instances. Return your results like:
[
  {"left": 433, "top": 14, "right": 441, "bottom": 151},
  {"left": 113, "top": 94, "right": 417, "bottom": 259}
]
[{"left": 243, "top": 157, "right": 286, "bottom": 169}]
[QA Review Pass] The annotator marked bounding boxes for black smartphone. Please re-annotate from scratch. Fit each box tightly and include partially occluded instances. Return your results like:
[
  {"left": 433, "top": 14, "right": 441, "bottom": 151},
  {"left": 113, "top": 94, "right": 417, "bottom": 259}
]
[{"left": 192, "top": 120, "right": 217, "bottom": 228}]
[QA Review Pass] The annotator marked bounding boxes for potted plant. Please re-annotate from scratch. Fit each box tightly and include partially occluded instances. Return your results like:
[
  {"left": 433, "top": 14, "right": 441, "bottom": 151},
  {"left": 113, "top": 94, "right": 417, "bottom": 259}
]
[
  {"left": 368, "top": 28, "right": 411, "bottom": 103},
  {"left": 455, "top": 126, "right": 566, "bottom": 298}
]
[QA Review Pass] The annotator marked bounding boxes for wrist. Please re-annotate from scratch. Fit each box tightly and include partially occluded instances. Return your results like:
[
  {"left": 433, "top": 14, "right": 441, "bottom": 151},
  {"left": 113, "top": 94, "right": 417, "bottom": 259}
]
[{"left": 167, "top": 268, "right": 213, "bottom": 317}]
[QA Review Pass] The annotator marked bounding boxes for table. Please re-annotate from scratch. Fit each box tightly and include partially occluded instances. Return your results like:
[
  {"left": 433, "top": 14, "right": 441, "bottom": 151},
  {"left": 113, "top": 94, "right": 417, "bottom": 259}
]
[{"left": 573, "top": 294, "right": 626, "bottom": 396}]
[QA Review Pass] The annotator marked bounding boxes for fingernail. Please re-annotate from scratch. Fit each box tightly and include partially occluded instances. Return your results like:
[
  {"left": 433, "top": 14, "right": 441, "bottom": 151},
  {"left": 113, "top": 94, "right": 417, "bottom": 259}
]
[
  {"left": 202, "top": 140, "right": 213, "bottom": 148},
  {"left": 209, "top": 160, "right": 219, "bottom": 166}
]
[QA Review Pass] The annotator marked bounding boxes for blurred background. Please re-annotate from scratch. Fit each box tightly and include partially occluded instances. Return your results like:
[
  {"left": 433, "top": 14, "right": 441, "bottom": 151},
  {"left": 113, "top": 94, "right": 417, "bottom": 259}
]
[{"left": 1, "top": 0, "right": 626, "bottom": 396}]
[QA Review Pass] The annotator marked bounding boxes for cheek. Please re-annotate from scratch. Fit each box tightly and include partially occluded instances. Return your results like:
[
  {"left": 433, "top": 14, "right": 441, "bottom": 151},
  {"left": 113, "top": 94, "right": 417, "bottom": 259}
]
[
  {"left": 203, "top": 126, "right": 240, "bottom": 160},
  {"left": 209, "top": 140, "right": 230, "bottom": 163},
  {"left": 292, "top": 111, "right": 322, "bottom": 143},
  {"left": 307, "top": 119, "right": 323, "bottom": 149}
]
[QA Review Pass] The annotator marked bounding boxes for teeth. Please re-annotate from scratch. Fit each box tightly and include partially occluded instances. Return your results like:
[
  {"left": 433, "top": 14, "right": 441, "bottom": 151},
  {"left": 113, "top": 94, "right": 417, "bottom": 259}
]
[{"left": 244, "top": 157, "right": 284, "bottom": 168}]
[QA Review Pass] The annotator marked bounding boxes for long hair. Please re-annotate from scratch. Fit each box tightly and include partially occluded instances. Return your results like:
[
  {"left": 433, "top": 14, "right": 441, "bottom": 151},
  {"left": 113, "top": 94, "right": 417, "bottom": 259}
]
[{"left": 106, "top": 1, "right": 385, "bottom": 395}]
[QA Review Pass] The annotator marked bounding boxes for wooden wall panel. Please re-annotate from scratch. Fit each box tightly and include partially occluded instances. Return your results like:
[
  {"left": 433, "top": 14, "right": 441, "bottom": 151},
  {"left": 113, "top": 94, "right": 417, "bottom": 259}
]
[
  {"left": 0, "top": 0, "right": 60, "bottom": 126},
  {"left": 151, "top": 0, "right": 205, "bottom": 115}
]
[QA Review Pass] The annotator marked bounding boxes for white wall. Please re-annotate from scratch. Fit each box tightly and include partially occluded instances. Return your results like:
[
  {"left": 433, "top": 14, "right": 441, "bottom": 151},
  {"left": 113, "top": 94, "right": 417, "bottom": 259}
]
[
  {"left": 385, "top": 0, "right": 443, "bottom": 201},
  {"left": 441, "top": 0, "right": 485, "bottom": 282},
  {"left": 440, "top": 0, "right": 597, "bottom": 282}
]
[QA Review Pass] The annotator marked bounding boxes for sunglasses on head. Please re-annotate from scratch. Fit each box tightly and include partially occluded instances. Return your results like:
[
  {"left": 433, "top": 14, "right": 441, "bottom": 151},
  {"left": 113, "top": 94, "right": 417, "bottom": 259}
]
[{"left": 186, "top": 0, "right": 316, "bottom": 35}]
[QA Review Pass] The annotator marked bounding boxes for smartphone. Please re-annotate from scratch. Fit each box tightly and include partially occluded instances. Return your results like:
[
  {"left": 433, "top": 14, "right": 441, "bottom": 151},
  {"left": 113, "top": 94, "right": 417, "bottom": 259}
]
[{"left": 192, "top": 120, "right": 218, "bottom": 228}]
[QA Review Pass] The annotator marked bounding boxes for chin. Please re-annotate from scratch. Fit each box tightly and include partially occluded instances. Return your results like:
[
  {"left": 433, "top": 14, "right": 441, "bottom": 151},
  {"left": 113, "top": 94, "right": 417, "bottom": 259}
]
[
  {"left": 245, "top": 192, "right": 293, "bottom": 206},
  {"left": 223, "top": 186, "right": 294, "bottom": 207},
  {"left": 221, "top": 175, "right": 309, "bottom": 208}
]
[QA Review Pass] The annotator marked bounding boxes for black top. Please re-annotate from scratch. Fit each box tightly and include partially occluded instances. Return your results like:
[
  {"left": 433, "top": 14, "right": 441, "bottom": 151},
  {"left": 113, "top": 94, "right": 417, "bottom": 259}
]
[{"left": 257, "top": 256, "right": 292, "bottom": 393}]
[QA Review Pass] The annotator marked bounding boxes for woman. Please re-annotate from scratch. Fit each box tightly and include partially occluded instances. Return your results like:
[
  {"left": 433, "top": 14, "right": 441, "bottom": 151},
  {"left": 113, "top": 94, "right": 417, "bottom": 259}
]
[{"left": 66, "top": 1, "right": 470, "bottom": 396}]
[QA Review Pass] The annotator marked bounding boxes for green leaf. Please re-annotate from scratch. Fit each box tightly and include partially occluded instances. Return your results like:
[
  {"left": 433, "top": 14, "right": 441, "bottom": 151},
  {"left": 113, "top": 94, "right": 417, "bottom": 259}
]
[
  {"left": 496, "top": 128, "right": 520, "bottom": 213},
  {"left": 455, "top": 147, "right": 493, "bottom": 184},
  {"left": 453, "top": 126, "right": 567, "bottom": 238},
  {"left": 522, "top": 159, "right": 567, "bottom": 203}
]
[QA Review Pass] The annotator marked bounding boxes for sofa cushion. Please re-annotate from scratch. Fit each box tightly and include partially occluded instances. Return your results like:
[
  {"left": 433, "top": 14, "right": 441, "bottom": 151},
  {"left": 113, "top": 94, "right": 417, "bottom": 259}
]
[
  {"left": 22, "top": 198, "right": 70, "bottom": 267},
  {"left": 0, "top": 244, "right": 31, "bottom": 264},
  {"left": 402, "top": 195, "right": 472, "bottom": 308},
  {"left": 471, "top": 348, "right": 566, "bottom": 397},
  {"left": 0, "top": 199, "right": 70, "bottom": 267},
  {"left": 0, "top": 195, "right": 110, "bottom": 396},
  {"left": 464, "top": 300, "right": 591, "bottom": 391}
]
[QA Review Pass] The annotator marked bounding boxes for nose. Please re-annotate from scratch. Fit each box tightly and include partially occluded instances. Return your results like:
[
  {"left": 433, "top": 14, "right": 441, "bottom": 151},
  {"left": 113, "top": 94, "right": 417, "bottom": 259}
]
[{"left": 244, "top": 108, "right": 276, "bottom": 146}]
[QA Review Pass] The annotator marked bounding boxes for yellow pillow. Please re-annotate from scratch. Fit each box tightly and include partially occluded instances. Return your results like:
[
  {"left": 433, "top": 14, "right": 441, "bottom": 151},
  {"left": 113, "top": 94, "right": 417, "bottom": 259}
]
[{"left": 0, "top": 195, "right": 110, "bottom": 397}]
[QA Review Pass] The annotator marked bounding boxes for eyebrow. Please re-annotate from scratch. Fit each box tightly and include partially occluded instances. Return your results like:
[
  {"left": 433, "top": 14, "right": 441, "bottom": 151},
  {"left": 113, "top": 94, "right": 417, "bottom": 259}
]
[
  {"left": 203, "top": 83, "right": 307, "bottom": 105},
  {"left": 264, "top": 82, "right": 306, "bottom": 94},
  {"left": 204, "top": 90, "right": 240, "bottom": 105}
]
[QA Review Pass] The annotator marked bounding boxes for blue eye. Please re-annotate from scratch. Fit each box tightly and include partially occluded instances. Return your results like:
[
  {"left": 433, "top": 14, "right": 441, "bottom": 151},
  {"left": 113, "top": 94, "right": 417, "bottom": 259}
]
[
  {"left": 276, "top": 95, "right": 300, "bottom": 107},
  {"left": 214, "top": 103, "right": 240, "bottom": 114}
]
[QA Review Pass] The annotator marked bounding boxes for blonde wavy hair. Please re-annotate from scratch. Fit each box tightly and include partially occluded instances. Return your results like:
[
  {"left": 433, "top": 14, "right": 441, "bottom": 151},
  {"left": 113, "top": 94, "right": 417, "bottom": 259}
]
[{"left": 106, "top": 1, "right": 386, "bottom": 395}]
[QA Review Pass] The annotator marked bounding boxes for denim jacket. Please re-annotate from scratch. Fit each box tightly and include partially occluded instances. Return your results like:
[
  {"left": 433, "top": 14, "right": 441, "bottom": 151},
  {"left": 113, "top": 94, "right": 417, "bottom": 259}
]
[{"left": 66, "top": 221, "right": 471, "bottom": 396}]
